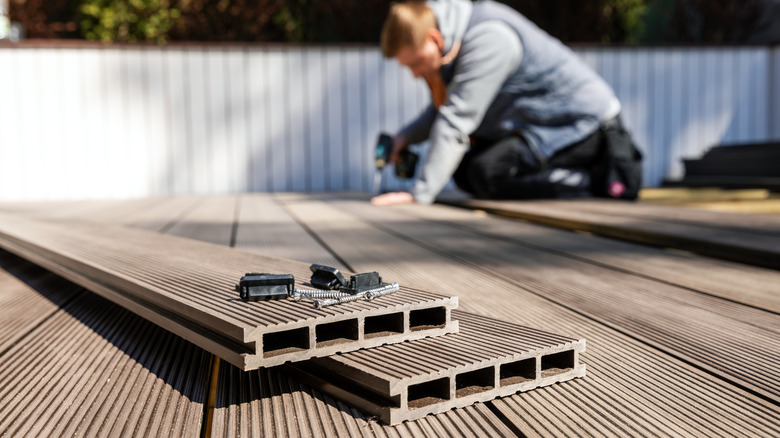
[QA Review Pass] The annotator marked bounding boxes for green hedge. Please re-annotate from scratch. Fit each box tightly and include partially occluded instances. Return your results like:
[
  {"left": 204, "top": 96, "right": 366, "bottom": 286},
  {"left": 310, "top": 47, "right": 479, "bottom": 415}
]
[{"left": 6, "top": 0, "right": 773, "bottom": 44}]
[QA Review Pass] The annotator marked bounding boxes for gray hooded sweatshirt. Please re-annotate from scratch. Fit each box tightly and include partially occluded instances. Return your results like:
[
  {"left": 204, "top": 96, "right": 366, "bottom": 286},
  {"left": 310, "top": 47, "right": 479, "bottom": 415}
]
[{"left": 402, "top": 0, "right": 620, "bottom": 204}]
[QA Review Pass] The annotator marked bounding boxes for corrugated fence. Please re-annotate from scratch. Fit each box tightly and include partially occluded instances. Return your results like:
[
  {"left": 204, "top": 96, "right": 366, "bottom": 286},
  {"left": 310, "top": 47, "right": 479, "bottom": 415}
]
[{"left": 0, "top": 44, "right": 778, "bottom": 200}]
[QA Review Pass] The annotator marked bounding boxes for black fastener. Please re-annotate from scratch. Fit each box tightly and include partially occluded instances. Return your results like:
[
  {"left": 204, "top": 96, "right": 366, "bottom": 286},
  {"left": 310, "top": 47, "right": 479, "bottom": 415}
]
[
  {"left": 236, "top": 273, "right": 294, "bottom": 301},
  {"left": 309, "top": 264, "right": 348, "bottom": 290}
]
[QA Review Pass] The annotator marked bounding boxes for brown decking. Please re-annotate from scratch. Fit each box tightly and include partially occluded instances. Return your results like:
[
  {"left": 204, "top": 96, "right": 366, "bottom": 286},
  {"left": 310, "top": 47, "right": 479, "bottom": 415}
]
[
  {"left": 0, "top": 212, "right": 458, "bottom": 370},
  {"left": 0, "top": 251, "right": 210, "bottom": 437},
  {"left": 1, "top": 193, "right": 779, "bottom": 436},
  {"left": 441, "top": 197, "right": 780, "bottom": 270},
  {"left": 289, "top": 310, "right": 586, "bottom": 424}
]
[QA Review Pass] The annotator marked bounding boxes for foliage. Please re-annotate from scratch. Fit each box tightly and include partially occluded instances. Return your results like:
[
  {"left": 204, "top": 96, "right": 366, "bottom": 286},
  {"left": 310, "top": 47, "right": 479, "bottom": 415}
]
[
  {"left": 7, "top": 0, "right": 777, "bottom": 44},
  {"left": 602, "top": 0, "right": 648, "bottom": 43},
  {"left": 168, "top": 0, "right": 286, "bottom": 42},
  {"left": 78, "top": 0, "right": 179, "bottom": 43},
  {"left": 9, "top": 0, "right": 82, "bottom": 39},
  {"left": 641, "top": 0, "right": 769, "bottom": 44},
  {"left": 269, "top": 0, "right": 392, "bottom": 43},
  {"left": 498, "top": 0, "right": 648, "bottom": 43}
]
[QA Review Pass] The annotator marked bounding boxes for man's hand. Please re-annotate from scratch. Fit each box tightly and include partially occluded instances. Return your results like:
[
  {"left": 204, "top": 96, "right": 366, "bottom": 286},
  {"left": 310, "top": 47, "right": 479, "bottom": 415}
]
[
  {"left": 370, "top": 191, "right": 415, "bottom": 206},
  {"left": 389, "top": 134, "right": 409, "bottom": 164}
]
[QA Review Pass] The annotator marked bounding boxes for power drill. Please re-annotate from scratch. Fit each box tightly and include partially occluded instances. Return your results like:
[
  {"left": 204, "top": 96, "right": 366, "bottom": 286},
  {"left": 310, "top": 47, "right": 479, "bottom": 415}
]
[{"left": 375, "top": 133, "right": 419, "bottom": 179}]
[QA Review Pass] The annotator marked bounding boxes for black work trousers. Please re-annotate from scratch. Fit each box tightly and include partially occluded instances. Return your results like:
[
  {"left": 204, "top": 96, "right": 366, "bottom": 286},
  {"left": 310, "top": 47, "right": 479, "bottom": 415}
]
[{"left": 453, "top": 122, "right": 609, "bottom": 200}]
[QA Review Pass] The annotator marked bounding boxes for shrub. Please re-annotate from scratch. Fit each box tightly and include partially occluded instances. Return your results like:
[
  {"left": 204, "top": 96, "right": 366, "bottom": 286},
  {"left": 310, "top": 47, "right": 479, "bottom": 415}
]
[{"left": 78, "top": 0, "right": 180, "bottom": 43}]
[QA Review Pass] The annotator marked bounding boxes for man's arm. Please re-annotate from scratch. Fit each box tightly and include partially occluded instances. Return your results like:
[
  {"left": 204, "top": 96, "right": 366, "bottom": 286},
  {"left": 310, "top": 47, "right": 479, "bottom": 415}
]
[
  {"left": 411, "top": 21, "right": 523, "bottom": 204},
  {"left": 399, "top": 104, "right": 437, "bottom": 146}
]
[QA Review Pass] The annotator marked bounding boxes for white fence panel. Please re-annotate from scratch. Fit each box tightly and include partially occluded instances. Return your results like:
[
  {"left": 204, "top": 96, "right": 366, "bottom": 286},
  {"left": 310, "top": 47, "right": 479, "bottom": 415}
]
[
  {"left": 0, "top": 44, "right": 777, "bottom": 201},
  {"left": 576, "top": 47, "right": 776, "bottom": 182},
  {"left": 773, "top": 47, "right": 780, "bottom": 140}
]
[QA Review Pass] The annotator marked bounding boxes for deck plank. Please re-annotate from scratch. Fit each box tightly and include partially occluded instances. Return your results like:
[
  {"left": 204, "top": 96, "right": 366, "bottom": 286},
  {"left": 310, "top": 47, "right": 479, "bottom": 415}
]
[
  {"left": 276, "top": 194, "right": 780, "bottom": 436},
  {"left": 318, "top": 196, "right": 780, "bottom": 399},
  {"left": 0, "top": 266, "right": 210, "bottom": 438},
  {"left": 235, "top": 194, "right": 346, "bottom": 269},
  {"left": 442, "top": 198, "right": 780, "bottom": 270},
  {"left": 158, "top": 194, "right": 514, "bottom": 437},
  {"left": 0, "top": 251, "right": 84, "bottom": 354},
  {"left": 400, "top": 201, "right": 780, "bottom": 314},
  {"left": 4, "top": 195, "right": 779, "bottom": 436}
]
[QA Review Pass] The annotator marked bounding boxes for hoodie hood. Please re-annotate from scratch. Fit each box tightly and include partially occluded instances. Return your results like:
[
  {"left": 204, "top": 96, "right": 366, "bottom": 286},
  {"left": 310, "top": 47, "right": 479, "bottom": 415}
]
[{"left": 427, "top": 0, "right": 473, "bottom": 56}]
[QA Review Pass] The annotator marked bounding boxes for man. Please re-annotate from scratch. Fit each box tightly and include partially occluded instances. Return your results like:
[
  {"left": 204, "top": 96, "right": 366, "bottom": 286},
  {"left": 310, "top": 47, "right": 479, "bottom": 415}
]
[{"left": 371, "top": 0, "right": 642, "bottom": 206}]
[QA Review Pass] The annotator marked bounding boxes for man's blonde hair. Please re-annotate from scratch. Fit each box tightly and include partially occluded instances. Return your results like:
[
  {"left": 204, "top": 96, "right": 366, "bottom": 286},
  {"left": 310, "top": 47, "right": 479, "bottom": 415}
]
[{"left": 381, "top": 1, "right": 437, "bottom": 58}]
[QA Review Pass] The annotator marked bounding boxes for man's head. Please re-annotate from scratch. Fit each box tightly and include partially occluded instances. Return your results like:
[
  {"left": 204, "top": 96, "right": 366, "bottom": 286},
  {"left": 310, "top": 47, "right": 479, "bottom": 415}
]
[{"left": 381, "top": 1, "right": 444, "bottom": 79}]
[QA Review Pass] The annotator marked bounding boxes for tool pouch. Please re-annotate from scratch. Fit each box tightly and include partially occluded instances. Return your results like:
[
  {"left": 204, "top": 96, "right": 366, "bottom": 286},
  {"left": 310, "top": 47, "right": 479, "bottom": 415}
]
[{"left": 591, "top": 118, "right": 643, "bottom": 200}]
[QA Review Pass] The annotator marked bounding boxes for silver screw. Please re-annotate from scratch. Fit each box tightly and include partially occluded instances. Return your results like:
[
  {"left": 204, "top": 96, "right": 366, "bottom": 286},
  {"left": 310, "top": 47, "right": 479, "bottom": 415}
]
[
  {"left": 314, "top": 283, "right": 400, "bottom": 308},
  {"left": 314, "top": 292, "right": 367, "bottom": 309},
  {"left": 365, "top": 282, "right": 399, "bottom": 300},
  {"left": 291, "top": 289, "right": 351, "bottom": 302}
]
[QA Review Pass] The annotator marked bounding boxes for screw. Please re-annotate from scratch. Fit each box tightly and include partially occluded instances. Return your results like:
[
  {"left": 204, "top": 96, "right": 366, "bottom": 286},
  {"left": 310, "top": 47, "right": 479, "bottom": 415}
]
[
  {"left": 313, "top": 283, "right": 400, "bottom": 308},
  {"left": 314, "top": 292, "right": 368, "bottom": 309},
  {"left": 365, "top": 282, "right": 399, "bottom": 300},
  {"left": 291, "top": 289, "right": 351, "bottom": 302}
]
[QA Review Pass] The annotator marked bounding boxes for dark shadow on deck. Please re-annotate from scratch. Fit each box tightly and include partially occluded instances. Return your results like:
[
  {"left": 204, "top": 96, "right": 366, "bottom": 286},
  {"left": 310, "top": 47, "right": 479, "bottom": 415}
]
[{"left": 0, "top": 249, "right": 212, "bottom": 405}]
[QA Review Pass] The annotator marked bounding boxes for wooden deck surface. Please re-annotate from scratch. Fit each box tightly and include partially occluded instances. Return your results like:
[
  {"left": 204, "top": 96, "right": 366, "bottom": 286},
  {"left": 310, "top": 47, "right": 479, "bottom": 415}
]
[{"left": 1, "top": 194, "right": 779, "bottom": 437}]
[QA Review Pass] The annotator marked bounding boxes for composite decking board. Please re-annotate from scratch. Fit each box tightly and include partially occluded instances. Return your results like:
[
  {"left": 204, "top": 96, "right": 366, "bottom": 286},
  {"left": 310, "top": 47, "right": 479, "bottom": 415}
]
[
  {"left": 206, "top": 194, "right": 517, "bottom": 435},
  {"left": 666, "top": 175, "right": 780, "bottom": 190},
  {"left": 313, "top": 310, "right": 583, "bottom": 382},
  {"left": 0, "top": 199, "right": 136, "bottom": 220},
  {"left": 397, "top": 201, "right": 780, "bottom": 314},
  {"left": 677, "top": 199, "right": 780, "bottom": 215},
  {"left": 315, "top": 192, "right": 780, "bottom": 315},
  {"left": 165, "top": 194, "right": 238, "bottom": 247},
  {"left": 0, "top": 250, "right": 84, "bottom": 353},
  {"left": 6, "top": 197, "right": 779, "bottom": 435},
  {"left": 119, "top": 196, "right": 204, "bottom": 232},
  {"left": 441, "top": 198, "right": 780, "bottom": 270},
  {"left": 277, "top": 195, "right": 780, "bottom": 436},
  {"left": 384, "top": 201, "right": 780, "bottom": 326},
  {"left": 0, "top": 283, "right": 210, "bottom": 438},
  {"left": 210, "top": 363, "right": 517, "bottom": 438},
  {"left": 315, "top": 197, "right": 780, "bottom": 401},
  {"left": 234, "top": 193, "right": 346, "bottom": 269},
  {"left": 551, "top": 198, "right": 780, "bottom": 236},
  {"left": 0, "top": 212, "right": 458, "bottom": 370},
  {"left": 638, "top": 188, "right": 771, "bottom": 202},
  {"left": 289, "top": 310, "right": 586, "bottom": 424},
  {"left": 67, "top": 197, "right": 174, "bottom": 225}
]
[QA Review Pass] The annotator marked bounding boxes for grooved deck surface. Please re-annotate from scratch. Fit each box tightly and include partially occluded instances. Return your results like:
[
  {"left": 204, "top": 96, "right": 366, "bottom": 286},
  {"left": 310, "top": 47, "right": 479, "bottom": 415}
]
[
  {"left": 211, "top": 363, "right": 518, "bottom": 438},
  {"left": 274, "top": 194, "right": 780, "bottom": 436},
  {"left": 0, "top": 252, "right": 83, "bottom": 353},
  {"left": 160, "top": 194, "right": 516, "bottom": 436},
  {"left": 304, "top": 196, "right": 780, "bottom": 401},
  {"left": 290, "top": 310, "right": 585, "bottom": 424},
  {"left": 0, "top": 259, "right": 210, "bottom": 437},
  {"left": 2, "top": 194, "right": 780, "bottom": 436},
  {"left": 0, "top": 212, "right": 458, "bottom": 370},
  {"left": 441, "top": 197, "right": 780, "bottom": 270}
]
